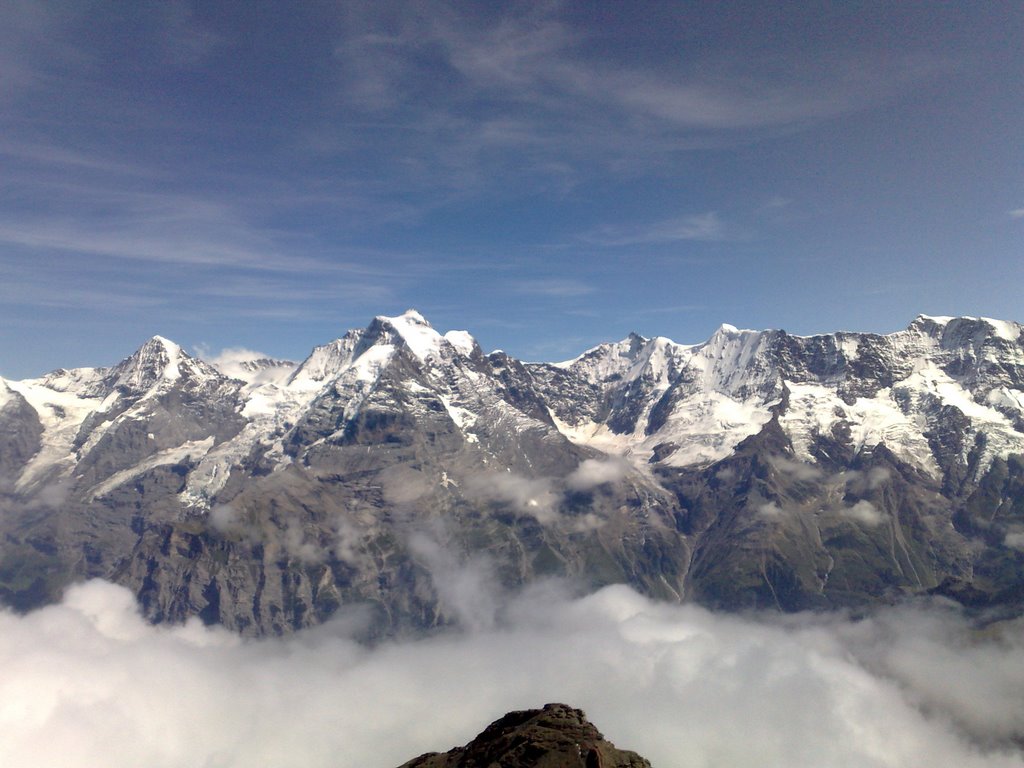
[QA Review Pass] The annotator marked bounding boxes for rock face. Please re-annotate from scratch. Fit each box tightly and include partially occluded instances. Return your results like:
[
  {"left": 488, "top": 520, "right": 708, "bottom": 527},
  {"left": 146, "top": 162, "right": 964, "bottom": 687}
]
[
  {"left": 397, "top": 703, "right": 651, "bottom": 768},
  {"left": 1, "top": 311, "right": 1023, "bottom": 634}
]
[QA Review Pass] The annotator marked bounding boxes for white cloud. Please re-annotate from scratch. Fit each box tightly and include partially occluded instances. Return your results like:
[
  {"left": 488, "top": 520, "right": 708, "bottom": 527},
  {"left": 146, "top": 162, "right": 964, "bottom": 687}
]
[
  {"left": 512, "top": 279, "right": 595, "bottom": 298},
  {"left": 761, "top": 196, "right": 793, "bottom": 210},
  {"left": 758, "top": 501, "right": 786, "bottom": 518},
  {"left": 408, "top": 532, "right": 501, "bottom": 632},
  {"left": 200, "top": 348, "right": 274, "bottom": 379},
  {"left": 463, "top": 470, "right": 606, "bottom": 531},
  {"left": 1004, "top": 532, "right": 1024, "bottom": 551},
  {"left": 324, "top": 3, "right": 948, "bottom": 195},
  {"left": 282, "top": 518, "right": 326, "bottom": 564},
  {"left": 380, "top": 465, "right": 435, "bottom": 506},
  {"left": 842, "top": 499, "right": 885, "bottom": 526},
  {"left": 0, "top": 582, "right": 1023, "bottom": 768},
  {"left": 1009, "top": 209, "right": 1024, "bottom": 219},
  {"left": 867, "top": 467, "right": 892, "bottom": 489},
  {"left": 842, "top": 467, "right": 892, "bottom": 495},
  {"left": 331, "top": 514, "right": 368, "bottom": 567},
  {"left": 582, "top": 212, "right": 725, "bottom": 247},
  {"left": 767, "top": 456, "right": 824, "bottom": 482},
  {"left": 566, "top": 458, "right": 628, "bottom": 491},
  {"left": 208, "top": 503, "right": 241, "bottom": 533},
  {"left": 464, "top": 471, "right": 557, "bottom": 519}
]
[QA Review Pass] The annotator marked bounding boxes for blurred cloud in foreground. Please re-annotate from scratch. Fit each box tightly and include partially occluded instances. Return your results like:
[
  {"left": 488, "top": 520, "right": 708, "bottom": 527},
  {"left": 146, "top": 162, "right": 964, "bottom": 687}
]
[{"left": 1, "top": 579, "right": 1023, "bottom": 768}]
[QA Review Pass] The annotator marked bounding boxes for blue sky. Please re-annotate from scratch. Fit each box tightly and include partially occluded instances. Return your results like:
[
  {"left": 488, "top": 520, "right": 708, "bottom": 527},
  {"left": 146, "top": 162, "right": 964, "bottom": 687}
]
[{"left": 1, "top": 1, "right": 1022, "bottom": 378}]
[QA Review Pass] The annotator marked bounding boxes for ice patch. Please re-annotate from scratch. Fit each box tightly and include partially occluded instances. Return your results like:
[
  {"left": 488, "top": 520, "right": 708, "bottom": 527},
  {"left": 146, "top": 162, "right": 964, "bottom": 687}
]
[
  {"left": 548, "top": 388, "right": 774, "bottom": 468},
  {"left": 383, "top": 310, "right": 445, "bottom": 362},
  {"left": 782, "top": 382, "right": 939, "bottom": 475},
  {"left": 351, "top": 343, "right": 395, "bottom": 383},
  {"left": 88, "top": 437, "right": 215, "bottom": 500},
  {"left": 439, "top": 395, "right": 478, "bottom": 433},
  {"left": 6, "top": 378, "right": 106, "bottom": 490},
  {"left": 152, "top": 336, "right": 181, "bottom": 380},
  {"left": 983, "top": 318, "right": 1022, "bottom": 342},
  {"left": 444, "top": 330, "right": 476, "bottom": 356},
  {"left": 987, "top": 388, "right": 1024, "bottom": 413}
]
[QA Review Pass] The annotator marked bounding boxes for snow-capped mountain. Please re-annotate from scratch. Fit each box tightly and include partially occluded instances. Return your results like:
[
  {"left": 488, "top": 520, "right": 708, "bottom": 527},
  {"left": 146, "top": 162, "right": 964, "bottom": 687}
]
[{"left": 1, "top": 311, "right": 1022, "bottom": 634}]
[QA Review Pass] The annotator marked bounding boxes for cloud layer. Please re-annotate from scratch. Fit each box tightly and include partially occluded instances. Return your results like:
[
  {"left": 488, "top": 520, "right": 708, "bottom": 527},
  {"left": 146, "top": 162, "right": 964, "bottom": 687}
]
[{"left": 1, "top": 580, "right": 1022, "bottom": 768}]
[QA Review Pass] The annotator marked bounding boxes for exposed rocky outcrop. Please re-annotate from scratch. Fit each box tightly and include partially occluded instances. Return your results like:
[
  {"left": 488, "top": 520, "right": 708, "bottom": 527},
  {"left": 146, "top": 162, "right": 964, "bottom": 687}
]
[{"left": 397, "top": 703, "right": 651, "bottom": 768}]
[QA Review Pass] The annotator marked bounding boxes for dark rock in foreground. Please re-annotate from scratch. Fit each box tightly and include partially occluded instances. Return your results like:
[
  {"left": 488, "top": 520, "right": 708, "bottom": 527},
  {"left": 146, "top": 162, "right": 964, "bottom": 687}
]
[{"left": 397, "top": 703, "right": 651, "bottom": 768}]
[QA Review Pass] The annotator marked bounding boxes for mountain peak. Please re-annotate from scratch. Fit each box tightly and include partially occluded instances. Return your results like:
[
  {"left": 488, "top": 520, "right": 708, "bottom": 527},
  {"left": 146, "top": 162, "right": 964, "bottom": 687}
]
[
  {"left": 110, "top": 335, "right": 184, "bottom": 388},
  {"left": 132, "top": 335, "right": 182, "bottom": 362},
  {"left": 397, "top": 308, "right": 429, "bottom": 324},
  {"left": 147, "top": 334, "right": 178, "bottom": 348},
  {"left": 709, "top": 322, "right": 761, "bottom": 340},
  {"left": 397, "top": 703, "right": 651, "bottom": 768},
  {"left": 370, "top": 310, "right": 477, "bottom": 362},
  {"left": 908, "top": 314, "right": 1023, "bottom": 346},
  {"left": 106, "top": 335, "right": 224, "bottom": 393}
]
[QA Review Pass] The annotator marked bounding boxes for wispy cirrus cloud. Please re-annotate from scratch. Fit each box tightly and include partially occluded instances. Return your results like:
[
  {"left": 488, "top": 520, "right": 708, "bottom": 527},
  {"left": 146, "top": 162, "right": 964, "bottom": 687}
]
[
  {"left": 580, "top": 212, "right": 725, "bottom": 247},
  {"left": 0, "top": 176, "right": 398, "bottom": 275},
  {"left": 324, "top": 2, "right": 950, "bottom": 191},
  {"left": 512, "top": 279, "right": 595, "bottom": 298}
]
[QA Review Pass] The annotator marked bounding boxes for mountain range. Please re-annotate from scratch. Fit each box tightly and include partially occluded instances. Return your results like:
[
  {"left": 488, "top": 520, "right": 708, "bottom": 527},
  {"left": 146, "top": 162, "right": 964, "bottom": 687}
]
[{"left": 1, "top": 311, "right": 1022, "bottom": 635}]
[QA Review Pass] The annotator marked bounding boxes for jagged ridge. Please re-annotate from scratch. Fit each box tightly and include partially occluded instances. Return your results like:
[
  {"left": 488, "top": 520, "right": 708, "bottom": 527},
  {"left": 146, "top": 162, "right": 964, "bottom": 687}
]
[{"left": 0, "top": 311, "right": 1022, "bottom": 633}]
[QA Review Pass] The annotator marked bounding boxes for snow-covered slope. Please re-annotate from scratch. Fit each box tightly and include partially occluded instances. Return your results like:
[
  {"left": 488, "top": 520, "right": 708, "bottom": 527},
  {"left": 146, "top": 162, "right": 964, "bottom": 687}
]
[
  {"left": 537, "top": 314, "right": 1024, "bottom": 477},
  {"left": 4, "top": 311, "right": 1023, "bottom": 505}
]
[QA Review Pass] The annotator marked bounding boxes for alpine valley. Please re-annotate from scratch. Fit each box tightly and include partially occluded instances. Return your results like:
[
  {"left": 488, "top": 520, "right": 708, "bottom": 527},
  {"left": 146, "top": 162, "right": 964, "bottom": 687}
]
[{"left": 2, "top": 311, "right": 1023, "bottom": 636}]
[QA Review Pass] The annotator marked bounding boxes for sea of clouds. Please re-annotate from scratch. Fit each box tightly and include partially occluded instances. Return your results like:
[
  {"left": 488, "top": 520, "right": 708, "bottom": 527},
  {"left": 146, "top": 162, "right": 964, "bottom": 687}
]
[{"left": 1, "top": 578, "right": 1023, "bottom": 768}]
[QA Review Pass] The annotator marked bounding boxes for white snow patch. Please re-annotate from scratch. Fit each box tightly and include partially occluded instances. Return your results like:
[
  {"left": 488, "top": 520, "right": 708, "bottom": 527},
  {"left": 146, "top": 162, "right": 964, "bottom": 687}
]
[
  {"left": 444, "top": 330, "right": 476, "bottom": 356},
  {"left": 240, "top": 389, "right": 285, "bottom": 418},
  {"left": 782, "top": 382, "right": 939, "bottom": 475},
  {"left": 287, "top": 339, "right": 356, "bottom": 391},
  {"left": 5, "top": 379, "right": 106, "bottom": 490},
  {"left": 383, "top": 310, "right": 445, "bottom": 362},
  {"left": 548, "top": 411, "right": 634, "bottom": 456},
  {"left": 153, "top": 336, "right": 181, "bottom": 380},
  {"left": 549, "top": 388, "right": 773, "bottom": 469},
  {"left": 917, "top": 314, "right": 954, "bottom": 325},
  {"left": 351, "top": 343, "right": 395, "bottom": 384},
  {"left": 840, "top": 336, "right": 861, "bottom": 362},
  {"left": 87, "top": 437, "right": 215, "bottom": 500},
  {"left": 983, "top": 318, "right": 1021, "bottom": 342},
  {"left": 654, "top": 392, "right": 775, "bottom": 466},
  {"left": 910, "top": 363, "right": 1011, "bottom": 423},
  {"left": 439, "top": 395, "right": 478, "bottom": 434},
  {"left": 987, "top": 388, "right": 1024, "bottom": 413}
]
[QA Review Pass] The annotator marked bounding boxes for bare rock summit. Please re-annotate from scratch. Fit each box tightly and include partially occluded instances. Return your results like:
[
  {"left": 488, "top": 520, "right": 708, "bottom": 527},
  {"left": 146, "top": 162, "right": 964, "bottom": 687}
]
[{"left": 397, "top": 703, "right": 652, "bottom": 768}]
